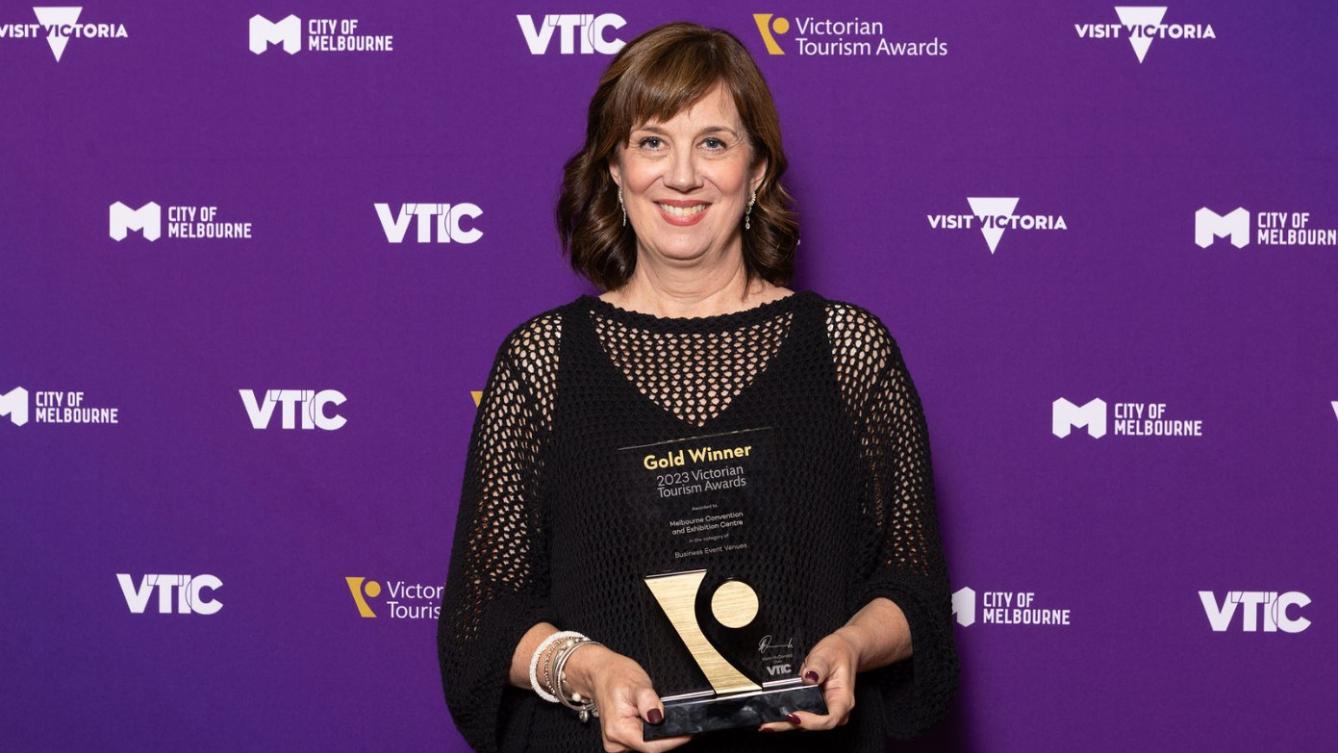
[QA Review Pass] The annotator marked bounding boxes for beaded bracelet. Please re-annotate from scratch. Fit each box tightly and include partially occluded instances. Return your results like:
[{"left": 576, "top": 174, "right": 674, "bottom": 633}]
[{"left": 528, "top": 630, "right": 585, "bottom": 703}]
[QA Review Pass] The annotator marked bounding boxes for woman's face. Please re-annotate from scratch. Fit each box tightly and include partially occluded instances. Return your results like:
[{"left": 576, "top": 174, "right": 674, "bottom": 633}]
[{"left": 610, "top": 81, "right": 765, "bottom": 268}]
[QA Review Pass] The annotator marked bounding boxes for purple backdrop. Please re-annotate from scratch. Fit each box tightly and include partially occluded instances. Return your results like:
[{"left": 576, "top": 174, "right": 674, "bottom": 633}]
[{"left": 2, "top": 2, "right": 1334, "bottom": 751}]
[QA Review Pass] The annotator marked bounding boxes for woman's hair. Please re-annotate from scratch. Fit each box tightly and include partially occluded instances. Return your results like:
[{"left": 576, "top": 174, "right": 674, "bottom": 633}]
[{"left": 556, "top": 22, "right": 799, "bottom": 291}]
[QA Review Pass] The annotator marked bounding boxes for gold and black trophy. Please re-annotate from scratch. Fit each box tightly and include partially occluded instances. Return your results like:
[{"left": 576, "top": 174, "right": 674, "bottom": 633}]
[{"left": 617, "top": 427, "right": 827, "bottom": 739}]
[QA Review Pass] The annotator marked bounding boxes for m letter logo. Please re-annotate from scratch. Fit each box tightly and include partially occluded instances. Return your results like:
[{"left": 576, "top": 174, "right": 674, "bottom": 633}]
[
  {"left": 250, "top": 14, "right": 301, "bottom": 55},
  {"left": 1053, "top": 398, "right": 1107, "bottom": 438},
  {"left": 109, "top": 201, "right": 161, "bottom": 241},
  {"left": 1195, "top": 207, "right": 1250, "bottom": 248},
  {"left": 0, "top": 386, "right": 29, "bottom": 426},
  {"left": 952, "top": 587, "right": 976, "bottom": 627}
]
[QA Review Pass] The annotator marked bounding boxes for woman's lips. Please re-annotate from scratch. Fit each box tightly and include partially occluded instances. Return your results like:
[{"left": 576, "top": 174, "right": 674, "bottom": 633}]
[{"left": 656, "top": 201, "right": 710, "bottom": 227}]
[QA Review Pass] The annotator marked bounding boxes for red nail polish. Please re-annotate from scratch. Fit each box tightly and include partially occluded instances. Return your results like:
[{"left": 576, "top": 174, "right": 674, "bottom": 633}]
[
  {"left": 804, "top": 670, "right": 819, "bottom": 683},
  {"left": 787, "top": 713, "right": 801, "bottom": 725},
  {"left": 759, "top": 727, "right": 774, "bottom": 733},
  {"left": 647, "top": 708, "right": 663, "bottom": 725}
]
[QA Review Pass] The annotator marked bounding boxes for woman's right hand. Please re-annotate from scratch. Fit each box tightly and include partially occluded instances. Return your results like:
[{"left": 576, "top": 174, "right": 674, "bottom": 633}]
[{"left": 563, "top": 643, "right": 693, "bottom": 753}]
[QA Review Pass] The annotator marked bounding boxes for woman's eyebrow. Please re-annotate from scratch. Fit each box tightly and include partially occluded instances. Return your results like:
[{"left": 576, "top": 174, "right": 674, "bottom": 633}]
[{"left": 633, "top": 124, "right": 739, "bottom": 137}]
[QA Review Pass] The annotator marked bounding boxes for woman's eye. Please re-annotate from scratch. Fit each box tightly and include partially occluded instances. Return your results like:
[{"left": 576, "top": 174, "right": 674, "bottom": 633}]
[
  {"left": 637, "top": 136, "right": 663, "bottom": 149},
  {"left": 703, "top": 137, "right": 726, "bottom": 150}
]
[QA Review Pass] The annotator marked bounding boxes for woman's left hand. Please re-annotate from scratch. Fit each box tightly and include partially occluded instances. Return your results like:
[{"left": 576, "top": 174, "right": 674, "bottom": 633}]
[{"left": 757, "top": 627, "right": 860, "bottom": 733}]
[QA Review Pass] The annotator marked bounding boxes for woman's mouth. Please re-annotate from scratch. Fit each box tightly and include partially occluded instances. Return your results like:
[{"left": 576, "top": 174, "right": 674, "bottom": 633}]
[{"left": 656, "top": 202, "right": 710, "bottom": 226}]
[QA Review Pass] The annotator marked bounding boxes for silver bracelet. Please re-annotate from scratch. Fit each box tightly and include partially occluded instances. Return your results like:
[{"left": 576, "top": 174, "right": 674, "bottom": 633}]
[
  {"left": 553, "top": 638, "right": 604, "bottom": 722},
  {"left": 529, "top": 630, "right": 585, "bottom": 703}
]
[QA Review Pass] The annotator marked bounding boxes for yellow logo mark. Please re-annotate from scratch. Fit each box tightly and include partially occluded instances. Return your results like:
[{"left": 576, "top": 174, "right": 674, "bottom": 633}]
[
  {"left": 752, "top": 13, "right": 790, "bottom": 55},
  {"left": 345, "top": 576, "right": 382, "bottom": 618},
  {"left": 470, "top": 390, "right": 483, "bottom": 407}
]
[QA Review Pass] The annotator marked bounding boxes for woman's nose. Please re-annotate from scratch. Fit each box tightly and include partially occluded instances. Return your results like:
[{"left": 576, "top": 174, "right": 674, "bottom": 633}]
[{"left": 663, "top": 150, "right": 701, "bottom": 192}]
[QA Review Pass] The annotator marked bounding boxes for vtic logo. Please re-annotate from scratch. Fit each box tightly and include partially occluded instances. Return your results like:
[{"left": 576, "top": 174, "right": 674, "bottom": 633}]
[
  {"left": 516, "top": 14, "right": 626, "bottom": 55},
  {"left": 1199, "top": 591, "right": 1310, "bottom": 633},
  {"left": 1331, "top": 401, "right": 1338, "bottom": 422},
  {"left": 118, "top": 574, "right": 223, "bottom": 615},
  {"left": 928, "top": 197, "right": 1067, "bottom": 254},
  {"left": 1196, "top": 206, "right": 1337, "bottom": 248},
  {"left": 109, "top": 200, "right": 253, "bottom": 241},
  {"left": 374, "top": 203, "right": 484, "bottom": 244},
  {"left": 0, "top": 7, "right": 129, "bottom": 62},
  {"left": 249, "top": 13, "right": 394, "bottom": 54},
  {"left": 1076, "top": 6, "right": 1215, "bottom": 63},
  {"left": 345, "top": 576, "right": 443, "bottom": 620},
  {"left": 952, "top": 586, "right": 1071, "bottom": 627},
  {"left": 241, "top": 389, "right": 347, "bottom": 431},
  {"left": 1052, "top": 396, "right": 1202, "bottom": 438}
]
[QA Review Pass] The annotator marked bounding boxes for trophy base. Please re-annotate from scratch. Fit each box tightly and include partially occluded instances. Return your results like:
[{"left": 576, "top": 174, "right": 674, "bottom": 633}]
[{"left": 643, "top": 681, "right": 828, "bottom": 740}]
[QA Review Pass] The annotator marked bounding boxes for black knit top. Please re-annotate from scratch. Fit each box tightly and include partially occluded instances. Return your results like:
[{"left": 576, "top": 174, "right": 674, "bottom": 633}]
[{"left": 437, "top": 290, "right": 958, "bottom": 752}]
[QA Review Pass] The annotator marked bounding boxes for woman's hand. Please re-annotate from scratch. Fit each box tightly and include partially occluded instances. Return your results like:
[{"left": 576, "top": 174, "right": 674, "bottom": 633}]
[
  {"left": 757, "top": 627, "right": 861, "bottom": 733},
  {"left": 563, "top": 643, "right": 693, "bottom": 753}
]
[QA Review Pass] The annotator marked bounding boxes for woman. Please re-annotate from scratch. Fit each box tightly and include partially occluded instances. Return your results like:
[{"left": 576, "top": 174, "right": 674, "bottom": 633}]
[{"left": 438, "top": 21, "right": 957, "bottom": 753}]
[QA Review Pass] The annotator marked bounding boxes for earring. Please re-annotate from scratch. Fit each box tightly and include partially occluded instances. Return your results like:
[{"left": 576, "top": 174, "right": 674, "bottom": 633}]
[
  {"left": 618, "top": 187, "right": 626, "bottom": 228},
  {"left": 744, "top": 187, "right": 757, "bottom": 231}
]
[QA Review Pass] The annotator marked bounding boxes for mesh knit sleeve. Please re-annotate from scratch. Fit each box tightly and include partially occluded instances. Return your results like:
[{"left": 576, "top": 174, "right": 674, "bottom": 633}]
[
  {"left": 438, "top": 315, "right": 559, "bottom": 753},
  {"left": 828, "top": 303, "right": 959, "bottom": 740}
]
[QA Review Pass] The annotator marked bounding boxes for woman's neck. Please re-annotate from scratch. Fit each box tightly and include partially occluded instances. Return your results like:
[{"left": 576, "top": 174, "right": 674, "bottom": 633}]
[{"left": 599, "top": 251, "right": 790, "bottom": 318}]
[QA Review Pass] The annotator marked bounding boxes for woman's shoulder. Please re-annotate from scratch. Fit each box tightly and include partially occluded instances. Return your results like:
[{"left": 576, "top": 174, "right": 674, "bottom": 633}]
[
  {"left": 494, "top": 297, "right": 577, "bottom": 372},
  {"left": 812, "top": 292, "right": 902, "bottom": 369}
]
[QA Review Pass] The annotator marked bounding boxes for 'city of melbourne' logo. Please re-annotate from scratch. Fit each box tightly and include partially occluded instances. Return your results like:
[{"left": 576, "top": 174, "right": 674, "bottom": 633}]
[
  {"left": 517, "top": 14, "right": 626, "bottom": 55},
  {"left": 346, "top": 576, "right": 442, "bottom": 620},
  {"left": 109, "top": 201, "right": 254, "bottom": 242},
  {"left": 1195, "top": 206, "right": 1337, "bottom": 249},
  {"left": 952, "top": 586, "right": 1072, "bottom": 628},
  {"left": 375, "top": 203, "right": 484, "bottom": 244},
  {"left": 1200, "top": 591, "right": 1310, "bottom": 633},
  {"left": 752, "top": 12, "right": 946, "bottom": 57},
  {"left": 1053, "top": 397, "right": 1203, "bottom": 439},
  {"left": 241, "top": 389, "right": 346, "bottom": 430},
  {"left": 1, "top": 385, "right": 120, "bottom": 427},
  {"left": 1076, "top": 7, "right": 1215, "bottom": 63},
  {"left": 0, "top": 7, "right": 128, "bottom": 62},
  {"left": 928, "top": 197, "right": 1067, "bottom": 254},
  {"left": 249, "top": 13, "right": 394, "bottom": 55}
]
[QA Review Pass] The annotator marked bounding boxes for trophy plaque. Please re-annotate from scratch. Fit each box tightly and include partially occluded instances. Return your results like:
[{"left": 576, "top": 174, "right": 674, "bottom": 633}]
[{"left": 616, "top": 427, "right": 827, "bottom": 740}]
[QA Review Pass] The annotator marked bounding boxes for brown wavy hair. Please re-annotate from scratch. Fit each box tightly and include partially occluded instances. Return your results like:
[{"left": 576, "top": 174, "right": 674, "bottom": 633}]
[{"left": 556, "top": 22, "right": 799, "bottom": 291}]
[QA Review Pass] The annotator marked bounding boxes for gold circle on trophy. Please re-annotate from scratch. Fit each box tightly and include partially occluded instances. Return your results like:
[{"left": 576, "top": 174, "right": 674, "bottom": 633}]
[{"left": 710, "top": 580, "right": 759, "bottom": 629}]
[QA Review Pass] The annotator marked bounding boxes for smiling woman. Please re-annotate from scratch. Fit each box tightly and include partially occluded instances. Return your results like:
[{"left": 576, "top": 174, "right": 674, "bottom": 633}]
[{"left": 438, "top": 20, "right": 958, "bottom": 753}]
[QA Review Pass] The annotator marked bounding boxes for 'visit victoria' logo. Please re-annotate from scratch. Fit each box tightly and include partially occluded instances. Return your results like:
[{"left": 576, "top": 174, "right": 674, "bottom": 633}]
[
  {"left": 0, "top": 7, "right": 128, "bottom": 62},
  {"left": 1076, "top": 6, "right": 1215, "bottom": 63},
  {"left": 928, "top": 197, "right": 1067, "bottom": 254}
]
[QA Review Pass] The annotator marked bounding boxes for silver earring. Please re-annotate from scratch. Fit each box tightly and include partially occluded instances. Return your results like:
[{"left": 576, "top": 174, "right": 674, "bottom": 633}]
[
  {"left": 744, "top": 187, "right": 757, "bottom": 231},
  {"left": 618, "top": 187, "right": 626, "bottom": 228}
]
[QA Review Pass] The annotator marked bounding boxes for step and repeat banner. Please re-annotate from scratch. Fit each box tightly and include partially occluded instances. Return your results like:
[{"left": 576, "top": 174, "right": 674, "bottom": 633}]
[{"left": 2, "top": 2, "right": 1333, "bottom": 751}]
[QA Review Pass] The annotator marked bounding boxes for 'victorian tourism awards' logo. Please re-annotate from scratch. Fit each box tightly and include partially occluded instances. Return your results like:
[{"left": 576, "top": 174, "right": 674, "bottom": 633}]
[
  {"left": 1052, "top": 397, "right": 1204, "bottom": 439},
  {"left": 109, "top": 200, "right": 255, "bottom": 242},
  {"left": 1076, "top": 6, "right": 1215, "bottom": 63},
  {"left": 346, "top": 576, "right": 442, "bottom": 620},
  {"left": 517, "top": 14, "right": 627, "bottom": 55},
  {"left": 1195, "top": 207, "right": 1338, "bottom": 249},
  {"left": 375, "top": 202, "right": 484, "bottom": 244},
  {"left": 952, "top": 587, "right": 1072, "bottom": 628},
  {"left": 249, "top": 13, "right": 395, "bottom": 54},
  {"left": 1200, "top": 591, "right": 1310, "bottom": 633},
  {"left": 0, "top": 7, "right": 128, "bottom": 62},
  {"left": 752, "top": 12, "right": 946, "bottom": 58},
  {"left": 1, "top": 385, "right": 120, "bottom": 427},
  {"left": 928, "top": 197, "right": 1067, "bottom": 254}
]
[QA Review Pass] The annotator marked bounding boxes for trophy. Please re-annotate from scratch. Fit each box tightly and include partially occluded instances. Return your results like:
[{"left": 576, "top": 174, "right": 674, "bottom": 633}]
[
  {"left": 618, "top": 426, "right": 827, "bottom": 740},
  {"left": 641, "top": 568, "right": 827, "bottom": 739}
]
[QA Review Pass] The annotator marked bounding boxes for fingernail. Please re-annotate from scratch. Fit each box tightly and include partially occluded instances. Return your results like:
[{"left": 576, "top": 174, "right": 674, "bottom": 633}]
[
  {"left": 787, "top": 713, "right": 801, "bottom": 725},
  {"left": 647, "top": 708, "right": 663, "bottom": 725},
  {"left": 804, "top": 670, "right": 819, "bottom": 683},
  {"left": 759, "top": 727, "right": 774, "bottom": 733}
]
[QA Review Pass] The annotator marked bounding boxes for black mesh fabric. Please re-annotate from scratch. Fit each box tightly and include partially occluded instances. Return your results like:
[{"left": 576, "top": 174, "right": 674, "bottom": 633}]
[{"left": 438, "top": 290, "right": 958, "bottom": 753}]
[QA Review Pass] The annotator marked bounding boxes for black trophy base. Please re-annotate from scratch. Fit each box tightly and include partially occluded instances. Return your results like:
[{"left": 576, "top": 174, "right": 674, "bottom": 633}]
[{"left": 643, "top": 681, "right": 828, "bottom": 740}]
